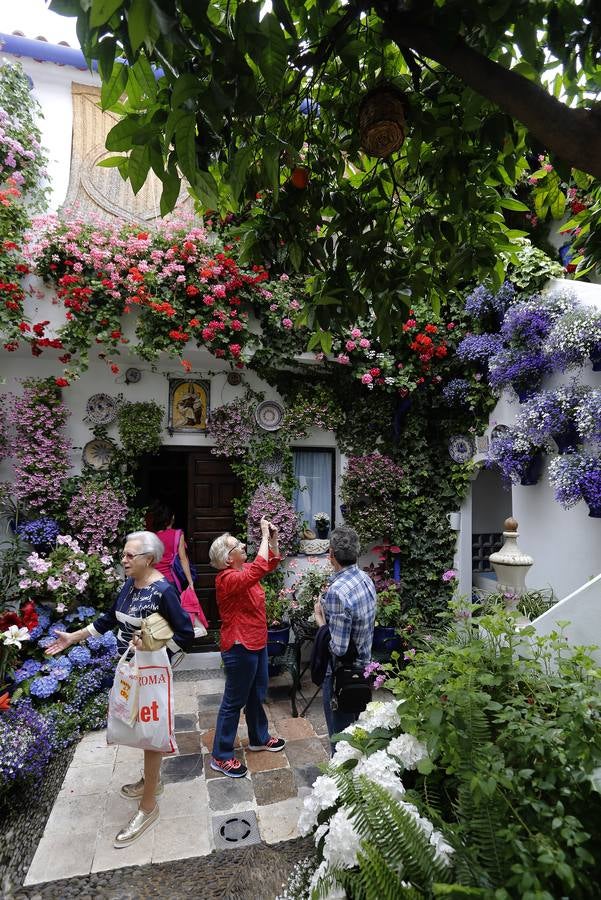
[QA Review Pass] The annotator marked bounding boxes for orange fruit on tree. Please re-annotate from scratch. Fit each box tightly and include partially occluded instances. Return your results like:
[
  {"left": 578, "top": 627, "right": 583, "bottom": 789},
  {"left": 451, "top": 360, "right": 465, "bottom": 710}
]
[{"left": 290, "top": 167, "right": 309, "bottom": 189}]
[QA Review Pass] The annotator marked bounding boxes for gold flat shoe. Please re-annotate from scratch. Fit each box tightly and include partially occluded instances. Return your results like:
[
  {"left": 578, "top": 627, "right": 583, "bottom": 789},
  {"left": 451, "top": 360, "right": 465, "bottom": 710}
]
[
  {"left": 120, "top": 777, "right": 164, "bottom": 800},
  {"left": 114, "top": 805, "right": 159, "bottom": 848}
]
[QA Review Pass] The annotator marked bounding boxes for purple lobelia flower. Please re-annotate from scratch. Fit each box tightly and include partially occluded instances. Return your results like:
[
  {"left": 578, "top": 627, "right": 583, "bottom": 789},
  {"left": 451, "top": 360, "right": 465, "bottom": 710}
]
[
  {"left": 0, "top": 701, "right": 55, "bottom": 793},
  {"left": 456, "top": 333, "right": 503, "bottom": 365},
  {"left": 548, "top": 452, "right": 601, "bottom": 510}
]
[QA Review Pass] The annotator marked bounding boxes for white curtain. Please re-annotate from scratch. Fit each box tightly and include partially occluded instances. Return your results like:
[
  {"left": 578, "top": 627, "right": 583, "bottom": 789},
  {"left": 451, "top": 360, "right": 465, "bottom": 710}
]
[{"left": 293, "top": 450, "right": 333, "bottom": 530}]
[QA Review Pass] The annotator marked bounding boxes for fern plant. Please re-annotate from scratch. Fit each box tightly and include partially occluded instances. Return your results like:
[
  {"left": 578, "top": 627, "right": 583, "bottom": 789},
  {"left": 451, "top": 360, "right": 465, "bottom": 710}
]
[{"left": 314, "top": 775, "right": 454, "bottom": 899}]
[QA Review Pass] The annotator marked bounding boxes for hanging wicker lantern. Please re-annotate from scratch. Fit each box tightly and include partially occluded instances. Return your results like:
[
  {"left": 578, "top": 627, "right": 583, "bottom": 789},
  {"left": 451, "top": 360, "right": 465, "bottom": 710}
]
[{"left": 358, "top": 87, "right": 407, "bottom": 158}]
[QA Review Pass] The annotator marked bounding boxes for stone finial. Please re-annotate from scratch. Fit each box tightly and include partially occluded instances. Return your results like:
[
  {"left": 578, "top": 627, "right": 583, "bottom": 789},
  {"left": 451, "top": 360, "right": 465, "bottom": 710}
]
[{"left": 489, "top": 517, "right": 533, "bottom": 599}]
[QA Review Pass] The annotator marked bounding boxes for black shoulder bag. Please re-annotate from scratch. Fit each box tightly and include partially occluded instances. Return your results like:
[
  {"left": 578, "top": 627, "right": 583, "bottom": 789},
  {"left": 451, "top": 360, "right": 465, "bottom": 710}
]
[{"left": 331, "top": 639, "right": 372, "bottom": 715}]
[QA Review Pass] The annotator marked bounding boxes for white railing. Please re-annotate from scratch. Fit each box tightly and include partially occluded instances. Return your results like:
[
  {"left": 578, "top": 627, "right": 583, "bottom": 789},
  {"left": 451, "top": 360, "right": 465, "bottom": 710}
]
[{"left": 531, "top": 573, "right": 601, "bottom": 664}]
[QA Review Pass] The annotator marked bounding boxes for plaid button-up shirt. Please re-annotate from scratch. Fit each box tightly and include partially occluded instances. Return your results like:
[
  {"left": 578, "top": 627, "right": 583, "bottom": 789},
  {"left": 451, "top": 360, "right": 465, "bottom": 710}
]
[{"left": 323, "top": 564, "right": 377, "bottom": 663}]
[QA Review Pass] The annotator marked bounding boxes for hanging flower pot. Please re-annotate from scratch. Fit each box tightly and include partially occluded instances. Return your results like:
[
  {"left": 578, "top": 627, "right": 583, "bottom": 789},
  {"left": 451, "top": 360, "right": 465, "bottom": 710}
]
[
  {"left": 358, "top": 87, "right": 407, "bottom": 158},
  {"left": 519, "top": 451, "right": 545, "bottom": 486},
  {"left": 553, "top": 423, "right": 581, "bottom": 454},
  {"left": 590, "top": 344, "right": 601, "bottom": 372},
  {"left": 586, "top": 502, "right": 601, "bottom": 518}
]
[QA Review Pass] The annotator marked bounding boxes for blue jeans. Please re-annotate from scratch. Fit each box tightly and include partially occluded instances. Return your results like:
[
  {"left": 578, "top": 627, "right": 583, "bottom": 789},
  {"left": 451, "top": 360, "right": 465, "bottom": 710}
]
[
  {"left": 213, "top": 644, "right": 270, "bottom": 760},
  {"left": 323, "top": 673, "right": 360, "bottom": 755}
]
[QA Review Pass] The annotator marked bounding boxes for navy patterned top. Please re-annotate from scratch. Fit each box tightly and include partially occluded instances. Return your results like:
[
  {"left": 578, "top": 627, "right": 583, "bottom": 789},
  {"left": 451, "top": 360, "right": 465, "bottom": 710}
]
[{"left": 89, "top": 577, "right": 194, "bottom": 654}]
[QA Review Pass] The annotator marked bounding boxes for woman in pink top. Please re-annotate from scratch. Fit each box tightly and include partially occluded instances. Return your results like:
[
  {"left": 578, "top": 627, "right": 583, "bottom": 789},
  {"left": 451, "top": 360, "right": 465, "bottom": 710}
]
[{"left": 149, "top": 502, "right": 195, "bottom": 592}]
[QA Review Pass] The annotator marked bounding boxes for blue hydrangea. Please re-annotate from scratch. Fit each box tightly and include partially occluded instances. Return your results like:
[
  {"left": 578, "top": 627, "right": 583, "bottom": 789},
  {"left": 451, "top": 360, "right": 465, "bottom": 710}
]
[
  {"left": 28, "top": 609, "right": 51, "bottom": 642},
  {"left": 46, "top": 657, "right": 73, "bottom": 681},
  {"left": 85, "top": 635, "right": 104, "bottom": 652},
  {"left": 30, "top": 675, "right": 60, "bottom": 699},
  {"left": 77, "top": 606, "right": 96, "bottom": 619},
  {"left": 37, "top": 635, "right": 55, "bottom": 649},
  {"left": 13, "top": 659, "right": 43, "bottom": 684},
  {"left": 67, "top": 645, "right": 92, "bottom": 668},
  {"left": 101, "top": 631, "right": 117, "bottom": 652}
]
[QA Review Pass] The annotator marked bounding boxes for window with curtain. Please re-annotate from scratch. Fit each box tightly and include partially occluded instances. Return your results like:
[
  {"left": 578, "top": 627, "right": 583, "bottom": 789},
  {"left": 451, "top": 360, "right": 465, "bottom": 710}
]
[{"left": 293, "top": 449, "right": 334, "bottom": 531}]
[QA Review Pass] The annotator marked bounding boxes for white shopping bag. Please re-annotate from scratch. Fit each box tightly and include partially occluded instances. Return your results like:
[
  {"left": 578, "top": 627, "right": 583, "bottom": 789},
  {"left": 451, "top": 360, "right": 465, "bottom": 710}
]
[
  {"left": 107, "top": 647, "right": 178, "bottom": 754},
  {"left": 109, "top": 648, "right": 139, "bottom": 726}
]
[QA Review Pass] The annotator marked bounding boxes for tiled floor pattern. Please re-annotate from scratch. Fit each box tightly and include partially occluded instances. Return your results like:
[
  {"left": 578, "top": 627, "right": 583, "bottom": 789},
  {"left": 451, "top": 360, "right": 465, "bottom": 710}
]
[{"left": 25, "top": 671, "right": 330, "bottom": 886}]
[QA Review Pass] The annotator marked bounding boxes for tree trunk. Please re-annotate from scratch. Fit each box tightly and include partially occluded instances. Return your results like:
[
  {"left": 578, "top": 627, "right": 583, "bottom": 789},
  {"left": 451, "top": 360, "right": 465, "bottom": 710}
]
[{"left": 379, "top": 13, "right": 601, "bottom": 179}]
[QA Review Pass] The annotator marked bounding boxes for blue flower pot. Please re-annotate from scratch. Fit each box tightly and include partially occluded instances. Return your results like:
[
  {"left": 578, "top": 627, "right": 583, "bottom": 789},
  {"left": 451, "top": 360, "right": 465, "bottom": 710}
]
[
  {"left": 267, "top": 625, "right": 290, "bottom": 657},
  {"left": 371, "top": 625, "right": 401, "bottom": 654},
  {"left": 519, "top": 452, "right": 544, "bottom": 486},
  {"left": 587, "top": 504, "right": 601, "bottom": 519},
  {"left": 590, "top": 346, "right": 601, "bottom": 372},
  {"left": 553, "top": 425, "right": 581, "bottom": 454}
]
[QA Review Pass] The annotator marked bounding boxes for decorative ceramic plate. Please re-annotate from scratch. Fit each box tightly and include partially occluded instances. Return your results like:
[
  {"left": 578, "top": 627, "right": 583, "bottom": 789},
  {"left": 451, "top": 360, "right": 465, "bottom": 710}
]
[
  {"left": 82, "top": 438, "right": 114, "bottom": 470},
  {"left": 299, "top": 538, "right": 330, "bottom": 556},
  {"left": 255, "top": 400, "right": 284, "bottom": 431},
  {"left": 448, "top": 434, "right": 475, "bottom": 464},
  {"left": 85, "top": 393, "right": 117, "bottom": 425},
  {"left": 490, "top": 424, "right": 510, "bottom": 442},
  {"left": 261, "top": 452, "right": 284, "bottom": 476},
  {"left": 125, "top": 367, "right": 142, "bottom": 384}
]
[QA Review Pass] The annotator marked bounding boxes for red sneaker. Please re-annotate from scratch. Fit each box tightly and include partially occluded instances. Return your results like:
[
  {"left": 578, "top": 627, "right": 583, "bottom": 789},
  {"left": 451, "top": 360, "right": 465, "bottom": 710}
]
[
  {"left": 210, "top": 756, "right": 248, "bottom": 778},
  {"left": 247, "top": 736, "right": 286, "bottom": 752}
]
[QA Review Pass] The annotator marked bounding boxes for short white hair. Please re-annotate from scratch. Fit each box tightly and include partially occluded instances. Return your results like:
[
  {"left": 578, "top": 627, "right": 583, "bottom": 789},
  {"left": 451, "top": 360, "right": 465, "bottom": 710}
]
[
  {"left": 209, "top": 533, "right": 234, "bottom": 570},
  {"left": 126, "top": 530, "right": 164, "bottom": 563}
]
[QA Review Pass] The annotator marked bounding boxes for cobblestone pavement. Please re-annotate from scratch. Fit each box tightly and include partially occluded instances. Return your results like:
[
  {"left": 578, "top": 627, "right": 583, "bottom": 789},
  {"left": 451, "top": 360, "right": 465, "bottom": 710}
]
[
  {"left": 22, "top": 666, "right": 328, "bottom": 890},
  {"left": 12, "top": 837, "right": 314, "bottom": 899}
]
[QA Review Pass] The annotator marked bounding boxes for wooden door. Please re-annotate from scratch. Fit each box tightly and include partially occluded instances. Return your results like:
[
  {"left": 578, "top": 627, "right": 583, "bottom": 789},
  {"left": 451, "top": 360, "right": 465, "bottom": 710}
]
[{"left": 187, "top": 451, "right": 241, "bottom": 626}]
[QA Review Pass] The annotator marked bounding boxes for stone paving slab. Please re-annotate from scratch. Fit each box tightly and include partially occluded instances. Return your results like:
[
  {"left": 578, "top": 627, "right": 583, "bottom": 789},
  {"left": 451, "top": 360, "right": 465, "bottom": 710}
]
[{"left": 24, "top": 668, "right": 328, "bottom": 887}]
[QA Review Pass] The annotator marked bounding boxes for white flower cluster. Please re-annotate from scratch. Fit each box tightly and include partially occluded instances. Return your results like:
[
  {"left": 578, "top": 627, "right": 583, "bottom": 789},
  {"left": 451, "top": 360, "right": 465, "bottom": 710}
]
[
  {"left": 298, "top": 774, "right": 340, "bottom": 836},
  {"left": 574, "top": 388, "right": 601, "bottom": 440},
  {"left": 546, "top": 307, "right": 601, "bottom": 356},
  {"left": 386, "top": 732, "right": 429, "bottom": 770},
  {"left": 298, "top": 693, "right": 452, "bottom": 896},
  {"left": 355, "top": 699, "right": 403, "bottom": 731},
  {"left": 354, "top": 749, "right": 406, "bottom": 801}
]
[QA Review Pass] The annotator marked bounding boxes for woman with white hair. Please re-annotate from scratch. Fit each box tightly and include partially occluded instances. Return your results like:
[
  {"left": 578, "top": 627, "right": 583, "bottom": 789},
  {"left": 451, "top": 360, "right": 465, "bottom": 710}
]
[
  {"left": 208, "top": 516, "right": 285, "bottom": 778},
  {"left": 46, "top": 530, "right": 194, "bottom": 848}
]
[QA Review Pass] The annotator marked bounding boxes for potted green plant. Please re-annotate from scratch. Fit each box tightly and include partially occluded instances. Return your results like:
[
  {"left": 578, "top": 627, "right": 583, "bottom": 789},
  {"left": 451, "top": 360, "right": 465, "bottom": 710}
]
[
  {"left": 288, "top": 562, "right": 333, "bottom": 629},
  {"left": 313, "top": 512, "right": 331, "bottom": 539},
  {"left": 372, "top": 584, "right": 403, "bottom": 653}
]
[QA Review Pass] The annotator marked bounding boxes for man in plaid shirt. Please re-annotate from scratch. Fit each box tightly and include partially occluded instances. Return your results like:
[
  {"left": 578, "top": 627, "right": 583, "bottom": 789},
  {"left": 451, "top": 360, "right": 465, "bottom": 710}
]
[{"left": 314, "top": 526, "right": 376, "bottom": 748}]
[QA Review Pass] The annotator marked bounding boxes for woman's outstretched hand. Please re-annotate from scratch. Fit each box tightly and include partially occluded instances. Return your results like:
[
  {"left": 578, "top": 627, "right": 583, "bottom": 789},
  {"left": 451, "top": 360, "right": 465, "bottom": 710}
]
[
  {"left": 260, "top": 515, "right": 271, "bottom": 537},
  {"left": 45, "top": 630, "right": 76, "bottom": 656}
]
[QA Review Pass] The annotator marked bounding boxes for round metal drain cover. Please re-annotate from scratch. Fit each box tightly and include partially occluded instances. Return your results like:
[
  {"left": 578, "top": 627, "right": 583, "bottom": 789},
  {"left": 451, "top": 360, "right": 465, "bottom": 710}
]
[{"left": 220, "top": 816, "right": 252, "bottom": 843}]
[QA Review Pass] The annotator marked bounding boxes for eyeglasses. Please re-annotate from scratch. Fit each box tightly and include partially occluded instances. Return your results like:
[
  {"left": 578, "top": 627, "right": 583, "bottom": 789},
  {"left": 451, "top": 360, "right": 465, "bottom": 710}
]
[
  {"left": 121, "top": 551, "right": 148, "bottom": 560},
  {"left": 228, "top": 542, "right": 245, "bottom": 554}
]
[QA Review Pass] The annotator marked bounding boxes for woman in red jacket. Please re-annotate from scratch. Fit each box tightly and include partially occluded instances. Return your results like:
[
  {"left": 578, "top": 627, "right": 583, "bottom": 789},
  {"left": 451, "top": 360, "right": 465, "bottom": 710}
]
[{"left": 208, "top": 516, "right": 286, "bottom": 777}]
